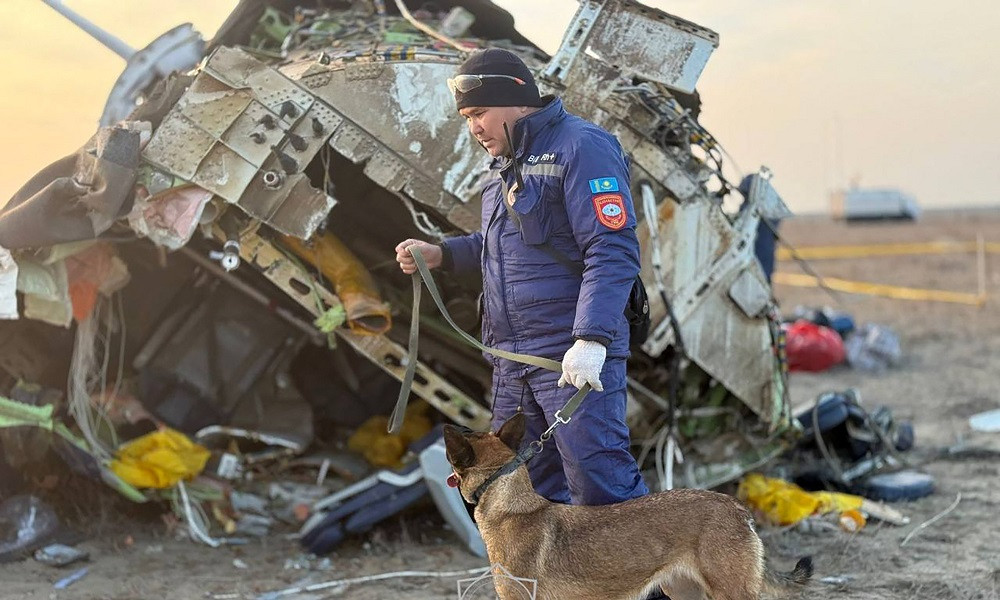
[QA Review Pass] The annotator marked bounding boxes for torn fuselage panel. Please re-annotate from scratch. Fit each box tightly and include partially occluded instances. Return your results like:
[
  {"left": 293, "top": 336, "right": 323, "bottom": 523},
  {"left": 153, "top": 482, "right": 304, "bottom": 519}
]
[
  {"left": 277, "top": 54, "right": 485, "bottom": 229},
  {"left": 142, "top": 47, "right": 337, "bottom": 239},
  {"left": 544, "top": 0, "right": 719, "bottom": 94}
]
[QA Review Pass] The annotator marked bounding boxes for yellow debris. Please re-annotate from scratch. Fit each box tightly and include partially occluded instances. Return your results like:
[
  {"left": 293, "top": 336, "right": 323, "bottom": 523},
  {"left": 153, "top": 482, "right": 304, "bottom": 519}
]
[
  {"left": 347, "top": 401, "right": 433, "bottom": 468},
  {"left": 110, "top": 428, "right": 211, "bottom": 489},
  {"left": 281, "top": 232, "right": 392, "bottom": 335},
  {"left": 839, "top": 508, "right": 867, "bottom": 533},
  {"left": 738, "top": 473, "right": 864, "bottom": 526}
]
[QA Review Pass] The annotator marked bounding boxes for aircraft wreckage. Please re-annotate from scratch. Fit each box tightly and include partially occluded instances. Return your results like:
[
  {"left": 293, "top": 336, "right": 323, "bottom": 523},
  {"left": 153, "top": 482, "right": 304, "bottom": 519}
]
[{"left": 1, "top": 0, "right": 794, "bottom": 524}]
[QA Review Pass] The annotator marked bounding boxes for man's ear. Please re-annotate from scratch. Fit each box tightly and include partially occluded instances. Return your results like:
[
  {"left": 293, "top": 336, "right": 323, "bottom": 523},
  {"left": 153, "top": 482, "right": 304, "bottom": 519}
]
[
  {"left": 495, "top": 413, "right": 526, "bottom": 451},
  {"left": 443, "top": 425, "right": 476, "bottom": 469}
]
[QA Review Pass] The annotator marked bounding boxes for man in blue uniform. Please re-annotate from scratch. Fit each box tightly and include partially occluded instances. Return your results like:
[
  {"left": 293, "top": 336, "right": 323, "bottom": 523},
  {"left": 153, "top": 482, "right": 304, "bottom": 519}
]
[{"left": 396, "top": 49, "right": 649, "bottom": 506}]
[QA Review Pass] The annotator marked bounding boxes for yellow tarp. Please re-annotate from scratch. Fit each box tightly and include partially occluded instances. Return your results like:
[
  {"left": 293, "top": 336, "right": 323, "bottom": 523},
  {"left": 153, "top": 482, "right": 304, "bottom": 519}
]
[
  {"left": 737, "top": 473, "right": 864, "bottom": 526},
  {"left": 110, "top": 428, "right": 211, "bottom": 489}
]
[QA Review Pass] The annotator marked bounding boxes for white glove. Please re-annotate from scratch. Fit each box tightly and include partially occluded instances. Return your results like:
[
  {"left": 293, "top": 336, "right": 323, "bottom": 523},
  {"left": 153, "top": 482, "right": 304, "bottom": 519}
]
[{"left": 557, "top": 340, "right": 607, "bottom": 392}]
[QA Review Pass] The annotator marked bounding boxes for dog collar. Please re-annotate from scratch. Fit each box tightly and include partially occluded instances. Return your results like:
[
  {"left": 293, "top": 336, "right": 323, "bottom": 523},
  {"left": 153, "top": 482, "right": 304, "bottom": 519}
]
[{"left": 469, "top": 444, "right": 538, "bottom": 504}]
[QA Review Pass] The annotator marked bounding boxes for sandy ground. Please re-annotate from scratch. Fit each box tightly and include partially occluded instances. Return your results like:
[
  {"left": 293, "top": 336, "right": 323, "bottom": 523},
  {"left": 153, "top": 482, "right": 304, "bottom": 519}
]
[{"left": 2, "top": 210, "right": 999, "bottom": 599}]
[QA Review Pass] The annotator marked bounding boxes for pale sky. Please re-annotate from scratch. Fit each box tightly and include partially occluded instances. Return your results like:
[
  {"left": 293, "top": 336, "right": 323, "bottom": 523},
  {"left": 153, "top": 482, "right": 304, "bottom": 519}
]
[{"left": 1, "top": 0, "right": 997, "bottom": 213}]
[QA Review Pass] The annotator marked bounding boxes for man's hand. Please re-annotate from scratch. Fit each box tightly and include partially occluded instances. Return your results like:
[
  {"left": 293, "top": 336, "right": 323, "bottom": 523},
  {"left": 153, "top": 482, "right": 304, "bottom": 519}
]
[
  {"left": 557, "top": 339, "right": 607, "bottom": 391},
  {"left": 395, "top": 239, "right": 443, "bottom": 274}
]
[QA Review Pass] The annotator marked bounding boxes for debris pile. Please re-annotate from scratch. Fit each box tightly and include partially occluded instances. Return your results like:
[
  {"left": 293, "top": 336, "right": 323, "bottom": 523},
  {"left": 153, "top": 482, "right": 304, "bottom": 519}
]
[{"left": 0, "top": 0, "right": 937, "bottom": 568}]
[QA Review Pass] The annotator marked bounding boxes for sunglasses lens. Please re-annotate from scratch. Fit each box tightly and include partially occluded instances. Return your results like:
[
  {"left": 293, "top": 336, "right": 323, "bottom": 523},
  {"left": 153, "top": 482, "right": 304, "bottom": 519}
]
[{"left": 448, "top": 75, "right": 483, "bottom": 94}]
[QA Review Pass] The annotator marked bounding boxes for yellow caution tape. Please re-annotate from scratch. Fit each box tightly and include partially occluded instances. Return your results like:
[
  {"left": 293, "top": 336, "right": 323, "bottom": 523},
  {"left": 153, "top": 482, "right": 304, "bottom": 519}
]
[
  {"left": 773, "top": 272, "right": 987, "bottom": 306},
  {"left": 778, "top": 241, "right": 1000, "bottom": 261}
]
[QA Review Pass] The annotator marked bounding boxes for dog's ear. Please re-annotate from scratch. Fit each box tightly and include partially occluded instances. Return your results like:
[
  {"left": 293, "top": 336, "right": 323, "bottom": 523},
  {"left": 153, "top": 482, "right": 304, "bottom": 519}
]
[
  {"left": 495, "top": 413, "right": 526, "bottom": 451},
  {"left": 443, "top": 425, "right": 476, "bottom": 469}
]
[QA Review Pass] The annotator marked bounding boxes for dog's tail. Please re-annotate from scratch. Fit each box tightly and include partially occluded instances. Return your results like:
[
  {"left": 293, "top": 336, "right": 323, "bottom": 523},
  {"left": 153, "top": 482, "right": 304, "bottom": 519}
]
[{"left": 761, "top": 556, "right": 813, "bottom": 597}]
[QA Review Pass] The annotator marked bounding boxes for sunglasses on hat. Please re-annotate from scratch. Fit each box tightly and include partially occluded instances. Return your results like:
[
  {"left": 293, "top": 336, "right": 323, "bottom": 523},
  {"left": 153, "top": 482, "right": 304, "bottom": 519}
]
[{"left": 447, "top": 73, "right": 526, "bottom": 94}]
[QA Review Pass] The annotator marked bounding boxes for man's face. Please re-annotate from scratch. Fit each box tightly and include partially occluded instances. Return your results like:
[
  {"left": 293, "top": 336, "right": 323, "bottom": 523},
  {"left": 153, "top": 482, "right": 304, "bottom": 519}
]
[{"left": 459, "top": 105, "right": 530, "bottom": 158}]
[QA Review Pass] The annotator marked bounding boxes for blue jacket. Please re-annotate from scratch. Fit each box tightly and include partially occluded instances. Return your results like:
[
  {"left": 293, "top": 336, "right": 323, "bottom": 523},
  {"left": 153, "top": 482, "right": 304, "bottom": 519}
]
[{"left": 441, "top": 98, "right": 639, "bottom": 368}]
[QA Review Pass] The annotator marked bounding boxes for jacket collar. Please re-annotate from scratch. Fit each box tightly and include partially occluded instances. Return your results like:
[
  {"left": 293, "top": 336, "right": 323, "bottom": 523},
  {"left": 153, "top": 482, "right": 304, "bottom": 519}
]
[{"left": 490, "top": 96, "right": 564, "bottom": 170}]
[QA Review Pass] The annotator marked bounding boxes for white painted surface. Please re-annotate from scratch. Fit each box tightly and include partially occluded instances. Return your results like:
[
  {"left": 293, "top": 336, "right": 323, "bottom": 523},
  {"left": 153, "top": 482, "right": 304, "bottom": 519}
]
[{"left": 390, "top": 63, "right": 455, "bottom": 139}]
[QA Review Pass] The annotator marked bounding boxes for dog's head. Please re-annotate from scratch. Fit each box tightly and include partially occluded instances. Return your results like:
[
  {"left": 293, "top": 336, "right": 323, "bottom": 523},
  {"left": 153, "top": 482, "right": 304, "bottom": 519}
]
[{"left": 442, "top": 413, "right": 526, "bottom": 503}]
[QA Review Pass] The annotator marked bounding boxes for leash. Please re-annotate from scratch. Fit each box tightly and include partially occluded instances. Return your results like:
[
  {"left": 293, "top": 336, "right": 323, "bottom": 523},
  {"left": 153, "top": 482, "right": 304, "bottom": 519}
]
[{"left": 388, "top": 247, "right": 591, "bottom": 437}]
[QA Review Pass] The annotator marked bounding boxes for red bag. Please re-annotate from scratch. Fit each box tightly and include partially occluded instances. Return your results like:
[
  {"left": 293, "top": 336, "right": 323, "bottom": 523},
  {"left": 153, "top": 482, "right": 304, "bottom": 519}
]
[{"left": 784, "top": 320, "right": 846, "bottom": 372}]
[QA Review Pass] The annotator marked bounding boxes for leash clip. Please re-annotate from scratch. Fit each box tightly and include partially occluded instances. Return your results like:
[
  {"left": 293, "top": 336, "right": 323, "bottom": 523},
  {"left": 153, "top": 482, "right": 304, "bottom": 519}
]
[
  {"left": 539, "top": 410, "right": 571, "bottom": 442},
  {"left": 553, "top": 409, "right": 572, "bottom": 426}
]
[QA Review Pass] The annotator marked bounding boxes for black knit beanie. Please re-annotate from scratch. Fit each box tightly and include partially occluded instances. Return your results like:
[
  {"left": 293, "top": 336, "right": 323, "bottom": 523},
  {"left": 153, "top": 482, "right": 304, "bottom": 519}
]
[{"left": 452, "top": 48, "right": 545, "bottom": 110}]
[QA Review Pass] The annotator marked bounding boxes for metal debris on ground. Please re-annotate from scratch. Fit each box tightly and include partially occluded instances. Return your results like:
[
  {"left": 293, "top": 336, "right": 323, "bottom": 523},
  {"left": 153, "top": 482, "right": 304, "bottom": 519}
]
[
  {"left": 782, "top": 388, "right": 921, "bottom": 496},
  {"left": 33, "top": 544, "right": 90, "bottom": 568},
  {"left": 283, "top": 554, "right": 333, "bottom": 571},
  {"left": 968, "top": 408, "right": 1000, "bottom": 433},
  {"left": 818, "top": 575, "right": 856, "bottom": 586},
  {"left": 899, "top": 492, "right": 962, "bottom": 547},
  {"left": 53, "top": 566, "right": 90, "bottom": 590},
  {"left": 0, "top": 495, "right": 61, "bottom": 563}
]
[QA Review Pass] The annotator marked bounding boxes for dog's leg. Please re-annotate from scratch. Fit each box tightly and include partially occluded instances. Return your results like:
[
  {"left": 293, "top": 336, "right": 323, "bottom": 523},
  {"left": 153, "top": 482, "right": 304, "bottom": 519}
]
[
  {"left": 705, "top": 509, "right": 769, "bottom": 600},
  {"left": 698, "top": 546, "right": 765, "bottom": 600},
  {"left": 660, "top": 577, "right": 706, "bottom": 600}
]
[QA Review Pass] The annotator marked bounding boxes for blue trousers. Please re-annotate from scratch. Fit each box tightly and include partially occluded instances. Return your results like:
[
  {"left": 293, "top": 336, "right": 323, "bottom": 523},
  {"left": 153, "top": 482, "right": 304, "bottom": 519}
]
[{"left": 490, "top": 358, "right": 649, "bottom": 505}]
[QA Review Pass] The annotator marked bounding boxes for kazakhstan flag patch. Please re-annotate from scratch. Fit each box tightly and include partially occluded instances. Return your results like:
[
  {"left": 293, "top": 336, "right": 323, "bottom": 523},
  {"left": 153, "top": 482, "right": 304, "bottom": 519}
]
[{"left": 588, "top": 177, "right": 620, "bottom": 193}]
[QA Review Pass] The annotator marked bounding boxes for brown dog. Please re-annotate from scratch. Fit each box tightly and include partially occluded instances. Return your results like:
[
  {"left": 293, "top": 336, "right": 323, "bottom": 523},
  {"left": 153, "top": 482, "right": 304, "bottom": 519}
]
[{"left": 444, "top": 414, "right": 812, "bottom": 600}]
